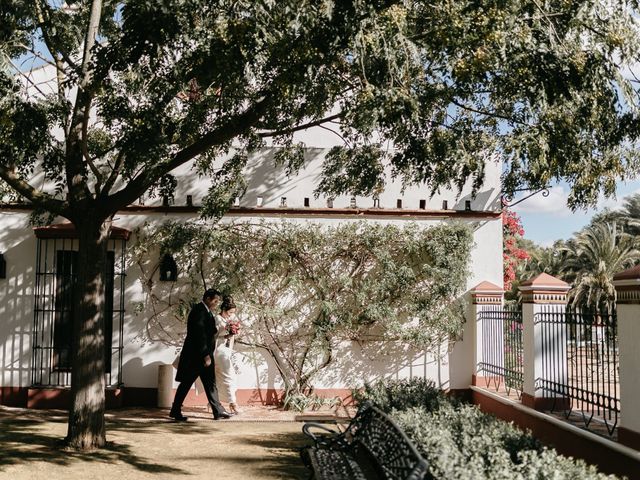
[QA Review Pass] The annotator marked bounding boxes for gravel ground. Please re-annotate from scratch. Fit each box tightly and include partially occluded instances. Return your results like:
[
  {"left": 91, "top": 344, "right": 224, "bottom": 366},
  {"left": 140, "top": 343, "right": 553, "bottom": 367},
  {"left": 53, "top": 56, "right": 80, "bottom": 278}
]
[{"left": 0, "top": 406, "right": 313, "bottom": 480}]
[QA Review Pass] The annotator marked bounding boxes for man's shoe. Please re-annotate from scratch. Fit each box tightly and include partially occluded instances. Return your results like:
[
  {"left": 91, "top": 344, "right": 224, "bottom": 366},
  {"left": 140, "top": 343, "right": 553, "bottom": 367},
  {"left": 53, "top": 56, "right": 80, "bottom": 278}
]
[
  {"left": 214, "top": 412, "right": 231, "bottom": 420},
  {"left": 169, "top": 410, "right": 188, "bottom": 422}
]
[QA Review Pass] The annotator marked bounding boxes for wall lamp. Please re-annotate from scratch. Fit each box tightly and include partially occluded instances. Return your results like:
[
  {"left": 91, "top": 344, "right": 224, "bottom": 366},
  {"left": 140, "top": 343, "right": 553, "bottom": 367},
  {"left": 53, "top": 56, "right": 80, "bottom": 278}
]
[{"left": 159, "top": 253, "right": 178, "bottom": 282}]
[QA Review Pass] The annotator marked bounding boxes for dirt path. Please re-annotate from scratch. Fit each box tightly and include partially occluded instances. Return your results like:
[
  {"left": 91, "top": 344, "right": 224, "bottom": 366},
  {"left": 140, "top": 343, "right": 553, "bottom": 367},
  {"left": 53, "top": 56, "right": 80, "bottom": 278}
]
[{"left": 0, "top": 407, "right": 309, "bottom": 479}]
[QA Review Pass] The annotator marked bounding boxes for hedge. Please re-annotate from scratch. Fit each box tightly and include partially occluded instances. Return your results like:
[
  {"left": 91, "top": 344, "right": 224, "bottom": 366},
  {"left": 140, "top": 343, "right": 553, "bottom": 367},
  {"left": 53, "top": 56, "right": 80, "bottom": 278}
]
[{"left": 354, "top": 379, "right": 621, "bottom": 480}]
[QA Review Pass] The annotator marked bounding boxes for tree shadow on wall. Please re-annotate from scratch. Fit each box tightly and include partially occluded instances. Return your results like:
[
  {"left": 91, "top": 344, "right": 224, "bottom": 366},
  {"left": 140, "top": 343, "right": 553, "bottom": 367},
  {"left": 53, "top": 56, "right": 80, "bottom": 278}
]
[
  {"left": 317, "top": 340, "right": 450, "bottom": 392},
  {"left": 242, "top": 339, "right": 449, "bottom": 405}
]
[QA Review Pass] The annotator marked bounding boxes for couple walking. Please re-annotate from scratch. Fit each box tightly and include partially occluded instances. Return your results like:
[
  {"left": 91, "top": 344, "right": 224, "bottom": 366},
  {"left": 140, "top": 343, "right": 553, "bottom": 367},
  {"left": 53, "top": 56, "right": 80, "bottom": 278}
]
[{"left": 169, "top": 288, "right": 240, "bottom": 421}]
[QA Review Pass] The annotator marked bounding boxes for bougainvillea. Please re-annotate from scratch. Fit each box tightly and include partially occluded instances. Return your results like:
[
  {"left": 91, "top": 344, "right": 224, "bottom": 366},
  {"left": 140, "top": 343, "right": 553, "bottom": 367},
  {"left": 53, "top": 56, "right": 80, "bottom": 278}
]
[{"left": 503, "top": 209, "right": 530, "bottom": 291}]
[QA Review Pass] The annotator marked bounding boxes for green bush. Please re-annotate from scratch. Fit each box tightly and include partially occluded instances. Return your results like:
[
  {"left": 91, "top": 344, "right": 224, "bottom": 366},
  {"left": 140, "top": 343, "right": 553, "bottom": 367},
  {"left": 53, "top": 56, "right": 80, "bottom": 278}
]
[
  {"left": 353, "top": 378, "right": 452, "bottom": 413},
  {"left": 354, "top": 380, "right": 621, "bottom": 480}
]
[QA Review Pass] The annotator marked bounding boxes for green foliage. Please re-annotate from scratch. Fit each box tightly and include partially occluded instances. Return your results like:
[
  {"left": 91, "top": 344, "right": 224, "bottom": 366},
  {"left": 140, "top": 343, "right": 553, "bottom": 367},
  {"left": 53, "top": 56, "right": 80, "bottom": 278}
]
[
  {"left": 513, "top": 193, "right": 640, "bottom": 308},
  {"left": 353, "top": 377, "right": 451, "bottom": 413},
  {"left": 3, "top": 1, "right": 640, "bottom": 215},
  {"left": 561, "top": 221, "right": 640, "bottom": 311},
  {"left": 282, "top": 392, "right": 341, "bottom": 413},
  {"left": 134, "top": 221, "right": 473, "bottom": 398},
  {"left": 507, "top": 238, "right": 568, "bottom": 301},
  {"left": 356, "top": 379, "right": 620, "bottom": 480}
]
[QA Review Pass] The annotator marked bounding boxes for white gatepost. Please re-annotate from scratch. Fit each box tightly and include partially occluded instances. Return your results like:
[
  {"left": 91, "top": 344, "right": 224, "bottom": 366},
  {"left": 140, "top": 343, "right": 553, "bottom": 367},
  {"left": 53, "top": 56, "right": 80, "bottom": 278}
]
[
  {"left": 519, "top": 273, "right": 570, "bottom": 410},
  {"left": 469, "top": 281, "right": 504, "bottom": 387},
  {"left": 613, "top": 266, "right": 640, "bottom": 450}
]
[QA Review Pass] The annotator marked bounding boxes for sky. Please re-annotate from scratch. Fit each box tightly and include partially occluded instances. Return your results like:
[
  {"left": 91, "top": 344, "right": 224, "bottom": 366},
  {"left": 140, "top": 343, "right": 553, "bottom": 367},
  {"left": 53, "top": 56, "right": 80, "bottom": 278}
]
[{"left": 512, "top": 180, "right": 640, "bottom": 247}]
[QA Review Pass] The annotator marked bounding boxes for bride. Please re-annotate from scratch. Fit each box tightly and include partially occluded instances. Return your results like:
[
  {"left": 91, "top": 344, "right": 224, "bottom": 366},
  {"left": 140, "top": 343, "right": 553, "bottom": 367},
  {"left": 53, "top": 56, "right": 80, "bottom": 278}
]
[{"left": 214, "top": 296, "right": 241, "bottom": 414}]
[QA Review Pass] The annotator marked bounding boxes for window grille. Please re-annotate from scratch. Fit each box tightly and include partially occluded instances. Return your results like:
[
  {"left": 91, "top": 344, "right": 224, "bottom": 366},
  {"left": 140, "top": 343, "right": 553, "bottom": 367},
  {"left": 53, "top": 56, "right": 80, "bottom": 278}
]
[{"left": 31, "top": 228, "right": 127, "bottom": 387}]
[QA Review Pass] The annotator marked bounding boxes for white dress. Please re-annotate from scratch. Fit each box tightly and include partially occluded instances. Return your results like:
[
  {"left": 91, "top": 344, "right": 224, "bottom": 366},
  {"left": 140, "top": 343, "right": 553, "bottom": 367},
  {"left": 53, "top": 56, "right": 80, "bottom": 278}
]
[{"left": 214, "top": 314, "right": 237, "bottom": 404}]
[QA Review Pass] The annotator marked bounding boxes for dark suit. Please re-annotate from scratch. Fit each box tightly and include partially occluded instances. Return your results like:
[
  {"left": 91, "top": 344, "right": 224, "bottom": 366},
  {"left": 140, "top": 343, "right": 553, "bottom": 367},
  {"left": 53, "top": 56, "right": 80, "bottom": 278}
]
[{"left": 172, "top": 302, "right": 225, "bottom": 417}]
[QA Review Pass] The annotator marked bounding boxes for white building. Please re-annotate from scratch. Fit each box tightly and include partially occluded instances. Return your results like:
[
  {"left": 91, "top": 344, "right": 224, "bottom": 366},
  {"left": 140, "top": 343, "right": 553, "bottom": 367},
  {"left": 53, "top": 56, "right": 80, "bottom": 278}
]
[{"left": 0, "top": 67, "right": 503, "bottom": 409}]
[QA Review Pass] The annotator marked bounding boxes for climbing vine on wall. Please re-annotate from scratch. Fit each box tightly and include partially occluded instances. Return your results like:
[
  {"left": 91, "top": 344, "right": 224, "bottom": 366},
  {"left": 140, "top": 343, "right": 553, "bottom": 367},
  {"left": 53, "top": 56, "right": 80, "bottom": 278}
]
[{"left": 133, "top": 220, "right": 473, "bottom": 398}]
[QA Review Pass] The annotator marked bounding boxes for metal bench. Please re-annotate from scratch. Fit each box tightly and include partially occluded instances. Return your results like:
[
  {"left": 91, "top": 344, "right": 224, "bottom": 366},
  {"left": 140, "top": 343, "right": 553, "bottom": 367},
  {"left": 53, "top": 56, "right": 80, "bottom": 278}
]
[{"left": 301, "top": 403, "right": 429, "bottom": 480}]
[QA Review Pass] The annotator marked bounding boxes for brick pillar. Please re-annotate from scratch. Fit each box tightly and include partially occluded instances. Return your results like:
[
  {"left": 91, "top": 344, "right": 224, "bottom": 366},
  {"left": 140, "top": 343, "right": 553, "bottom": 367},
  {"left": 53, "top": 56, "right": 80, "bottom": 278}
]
[
  {"left": 519, "top": 273, "right": 570, "bottom": 409},
  {"left": 469, "top": 281, "right": 504, "bottom": 386},
  {"left": 613, "top": 265, "right": 640, "bottom": 450}
]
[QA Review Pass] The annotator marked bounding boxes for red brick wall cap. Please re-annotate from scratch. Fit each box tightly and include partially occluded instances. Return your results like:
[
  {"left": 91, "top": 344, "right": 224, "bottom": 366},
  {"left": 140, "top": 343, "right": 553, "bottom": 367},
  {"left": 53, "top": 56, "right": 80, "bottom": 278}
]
[{"left": 34, "top": 222, "right": 131, "bottom": 240}]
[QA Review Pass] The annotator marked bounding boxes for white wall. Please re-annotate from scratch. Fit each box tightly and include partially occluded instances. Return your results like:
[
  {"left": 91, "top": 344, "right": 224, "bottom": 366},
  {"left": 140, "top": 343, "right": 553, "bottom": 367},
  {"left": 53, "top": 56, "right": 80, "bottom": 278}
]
[
  {"left": 0, "top": 144, "right": 502, "bottom": 393},
  {"left": 113, "top": 210, "right": 502, "bottom": 391},
  {"left": 0, "top": 212, "right": 37, "bottom": 387}
]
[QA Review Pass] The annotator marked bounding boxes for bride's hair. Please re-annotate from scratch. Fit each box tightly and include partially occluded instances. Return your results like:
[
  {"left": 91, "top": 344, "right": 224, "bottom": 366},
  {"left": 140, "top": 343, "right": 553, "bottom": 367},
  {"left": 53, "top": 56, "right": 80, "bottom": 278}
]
[{"left": 220, "top": 296, "right": 236, "bottom": 313}]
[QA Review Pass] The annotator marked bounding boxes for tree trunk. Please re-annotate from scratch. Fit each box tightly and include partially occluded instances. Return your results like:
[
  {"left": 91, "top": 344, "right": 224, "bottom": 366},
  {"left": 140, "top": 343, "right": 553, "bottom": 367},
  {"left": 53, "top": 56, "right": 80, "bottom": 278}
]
[{"left": 65, "top": 217, "right": 111, "bottom": 450}]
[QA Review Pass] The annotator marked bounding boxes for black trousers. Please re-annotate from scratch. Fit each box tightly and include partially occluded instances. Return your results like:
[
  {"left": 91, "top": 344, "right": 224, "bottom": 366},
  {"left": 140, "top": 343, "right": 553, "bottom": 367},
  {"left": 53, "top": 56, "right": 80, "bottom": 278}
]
[{"left": 172, "top": 363, "right": 226, "bottom": 417}]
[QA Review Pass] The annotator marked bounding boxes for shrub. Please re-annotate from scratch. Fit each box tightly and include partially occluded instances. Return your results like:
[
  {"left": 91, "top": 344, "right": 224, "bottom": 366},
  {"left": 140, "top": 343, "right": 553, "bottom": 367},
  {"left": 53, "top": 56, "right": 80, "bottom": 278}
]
[
  {"left": 355, "top": 380, "right": 621, "bottom": 480},
  {"left": 353, "top": 378, "right": 451, "bottom": 413}
]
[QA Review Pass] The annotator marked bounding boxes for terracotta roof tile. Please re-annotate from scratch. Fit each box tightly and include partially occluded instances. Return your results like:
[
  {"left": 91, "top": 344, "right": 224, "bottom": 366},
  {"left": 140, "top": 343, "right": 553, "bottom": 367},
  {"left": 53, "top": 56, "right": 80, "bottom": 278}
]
[
  {"left": 471, "top": 281, "right": 504, "bottom": 292},
  {"left": 520, "top": 272, "right": 569, "bottom": 288},
  {"left": 613, "top": 265, "right": 640, "bottom": 281}
]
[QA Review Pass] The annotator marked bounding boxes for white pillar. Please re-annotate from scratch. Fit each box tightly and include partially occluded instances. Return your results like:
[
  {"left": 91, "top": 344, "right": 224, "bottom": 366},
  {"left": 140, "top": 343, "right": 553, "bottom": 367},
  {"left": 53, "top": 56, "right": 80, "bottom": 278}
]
[
  {"left": 613, "top": 266, "right": 640, "bottom": 450},
  {"left": 519, "top": 273, "right": 570, "bottom": 410},
  {"left": 469, "top": 281, "right": 504, "bottom": 386}
]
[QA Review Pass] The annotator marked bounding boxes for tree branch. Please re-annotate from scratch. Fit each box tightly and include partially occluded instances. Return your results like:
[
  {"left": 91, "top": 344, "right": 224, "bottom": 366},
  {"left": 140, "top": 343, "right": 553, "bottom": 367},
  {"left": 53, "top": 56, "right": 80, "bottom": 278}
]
[
  {"left": 81, "top": 102, "right": 104, "bottom": 194},
  {"left": 65, "top": 0, "right": 102, "bottom": 205},
  {"left": 0, "top": 164, "right": 66, "bottom": 213},
  {"left": 258, "top": 113, "right": 343, "bottom": 138},
  {"left": 450, "top": 99, "right": 528, "bottom": 126},
  {"left": 99, "top": 148, "right": 125, "bottom": 195},
  {"left": 36, "top": 0, "right": 80, "bottom": 72},
  {"left": 104, "top": 97, "right": 271, "bottom": 212},
  {"left": 6, "top": 58, "right": 48, "bottom": 97}
]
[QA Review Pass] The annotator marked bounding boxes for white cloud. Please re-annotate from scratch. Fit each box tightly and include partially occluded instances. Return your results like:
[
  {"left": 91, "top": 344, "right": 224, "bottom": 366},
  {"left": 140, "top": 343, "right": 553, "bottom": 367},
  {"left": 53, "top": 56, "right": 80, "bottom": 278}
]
[
  {"left": 595, "top": 188, "right": 640, "bottom": 212},
  {"left": 537, "top": 239, "right": 556, "bottom": 248},
  {"left": 512, "top": 186, "right": 572, "bottom": 216},
  {"left": 512, "top": 186, "right": 640, "bottom": 218}
]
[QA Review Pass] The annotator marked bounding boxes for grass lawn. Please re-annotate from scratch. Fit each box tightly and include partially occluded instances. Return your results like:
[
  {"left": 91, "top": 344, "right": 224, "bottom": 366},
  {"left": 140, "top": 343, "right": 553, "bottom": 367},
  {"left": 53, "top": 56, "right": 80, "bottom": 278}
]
[{"left": 0, "top": 407, "right": 308, "bottom": 479}]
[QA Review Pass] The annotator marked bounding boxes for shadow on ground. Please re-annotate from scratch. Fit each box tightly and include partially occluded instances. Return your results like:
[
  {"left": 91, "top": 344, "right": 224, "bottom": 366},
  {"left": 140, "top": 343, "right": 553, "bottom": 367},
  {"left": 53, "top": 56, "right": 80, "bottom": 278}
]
[
  {"left": 0, "top": 407, "right": 309, "bottom": 479},
  {"left": 0, "top": 414, "right": 191, "bottom": 474}
]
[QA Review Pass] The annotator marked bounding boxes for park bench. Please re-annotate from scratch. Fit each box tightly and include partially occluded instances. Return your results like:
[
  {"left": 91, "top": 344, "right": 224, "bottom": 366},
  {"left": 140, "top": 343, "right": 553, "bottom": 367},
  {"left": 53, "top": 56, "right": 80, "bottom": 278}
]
[{"left": 301, "top": 402, "right": 429, "bottom": 480}]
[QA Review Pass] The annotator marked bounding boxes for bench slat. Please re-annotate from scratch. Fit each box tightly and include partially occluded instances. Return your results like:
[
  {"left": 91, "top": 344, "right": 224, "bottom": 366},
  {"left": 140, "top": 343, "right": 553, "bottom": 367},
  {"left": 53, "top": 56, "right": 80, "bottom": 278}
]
[{"left": 308, "top": 447, "right": 368, "bottom": 480}]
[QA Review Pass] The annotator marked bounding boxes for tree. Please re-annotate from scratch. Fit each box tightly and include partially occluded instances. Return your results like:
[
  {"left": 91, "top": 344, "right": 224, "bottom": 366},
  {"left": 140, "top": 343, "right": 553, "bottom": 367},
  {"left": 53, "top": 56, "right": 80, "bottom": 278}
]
[
  {"left": 616, "top": 193, "right": 640, "bottom": 236},
  {"left": 562, "top": 222, "right": 640, "bottom": 312},
  {"left": 2, "top": 0, "right": 640, "bottom": 449},
  {"left": 525, "top": 241, "right": 568, "bottom": 278},
  {"left": 133, "top": 221, "right": 473, "bottom": 404}
]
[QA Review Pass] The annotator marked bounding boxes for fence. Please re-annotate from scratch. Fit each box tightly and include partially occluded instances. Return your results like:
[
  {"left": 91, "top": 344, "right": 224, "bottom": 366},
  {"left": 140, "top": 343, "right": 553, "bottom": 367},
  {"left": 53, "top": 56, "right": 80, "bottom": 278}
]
[
  {"left": 477, "top": 305, "right": 523, "bottom": 397},
  {"left": 536, "top": 307, "right": 619, "bottom": 436},
  {"left": 476, "top": 301, "right": 619, "bottom": 437}
]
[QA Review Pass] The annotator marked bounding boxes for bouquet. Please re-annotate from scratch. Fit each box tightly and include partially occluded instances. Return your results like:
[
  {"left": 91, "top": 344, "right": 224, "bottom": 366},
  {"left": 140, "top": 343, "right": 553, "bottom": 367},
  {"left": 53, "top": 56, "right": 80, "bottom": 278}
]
[{"left": 225, "top": 320, "right": 241, "bottom": 336}]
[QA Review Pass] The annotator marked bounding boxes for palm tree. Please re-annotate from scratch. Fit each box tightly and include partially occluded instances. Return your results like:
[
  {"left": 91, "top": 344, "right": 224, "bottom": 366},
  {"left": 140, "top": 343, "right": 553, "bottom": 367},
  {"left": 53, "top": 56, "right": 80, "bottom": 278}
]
[
  {"left": 526, "top": 241, "right": 568, "bottom": 279},
  {"left": 620, "top": 194, "right": 640, "bottom": 236},
  {"left": 562, "top": 222, "right": 640, "bottom": 312}
]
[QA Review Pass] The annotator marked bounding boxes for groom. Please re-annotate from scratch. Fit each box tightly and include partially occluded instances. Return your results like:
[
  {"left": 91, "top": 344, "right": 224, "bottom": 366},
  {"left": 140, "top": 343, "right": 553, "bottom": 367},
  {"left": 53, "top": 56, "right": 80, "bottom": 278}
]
[{"left": 170, "top": 288, "right": 231, "bottom": 421}]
